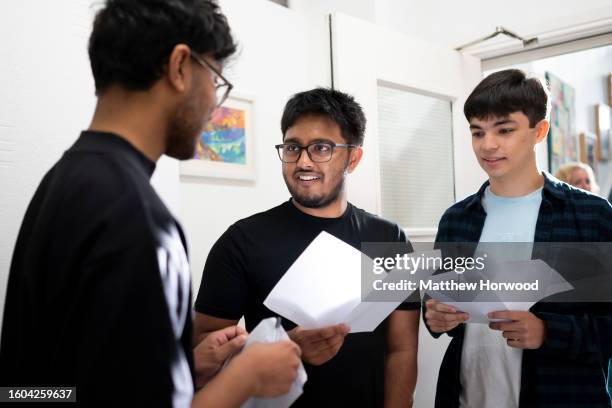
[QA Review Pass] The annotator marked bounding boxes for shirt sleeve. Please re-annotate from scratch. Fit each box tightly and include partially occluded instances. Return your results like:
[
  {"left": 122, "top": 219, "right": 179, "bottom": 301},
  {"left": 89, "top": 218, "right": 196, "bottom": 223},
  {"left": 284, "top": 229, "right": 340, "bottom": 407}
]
[{"left": 194, "top": 224, "right": 249, "bottom": 320}]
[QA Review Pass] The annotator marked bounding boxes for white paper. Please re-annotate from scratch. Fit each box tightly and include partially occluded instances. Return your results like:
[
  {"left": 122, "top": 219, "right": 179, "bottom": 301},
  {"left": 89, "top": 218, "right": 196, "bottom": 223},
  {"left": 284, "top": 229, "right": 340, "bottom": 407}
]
[
  {"left": 425, "top": 259, "right": 573, "bottom": 324},
  {"left": 264, "top": 231, "right": 438, "bottom": 333},
  {"left": 241, "top": 317, "right": 307, "bottom": 408}
]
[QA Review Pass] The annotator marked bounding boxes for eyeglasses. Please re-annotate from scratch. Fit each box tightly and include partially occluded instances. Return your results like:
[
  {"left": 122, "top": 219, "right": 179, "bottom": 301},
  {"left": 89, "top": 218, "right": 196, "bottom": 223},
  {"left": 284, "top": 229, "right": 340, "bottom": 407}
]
[
  {"left": 275, "top": 142, "right": 357, "bottom": 163},
  {"left": 189, "top": 51, "right": 233, "bottom": 107}
]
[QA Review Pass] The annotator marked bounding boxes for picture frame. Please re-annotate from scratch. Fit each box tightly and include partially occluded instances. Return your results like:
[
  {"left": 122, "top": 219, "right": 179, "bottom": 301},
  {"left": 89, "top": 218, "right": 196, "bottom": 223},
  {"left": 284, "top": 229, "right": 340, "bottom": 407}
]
[
  {"left": 180, "top": 94, "right": 255, "bottom": 180},
  {"left": 608, "top": 73, "right": 612, "bottom": 106},
  {"left": 546, "top": 72, "right": 578, "bottom": 174},
  {"left": 579, "top": 131, "right": 598, "bottom": 176},
  {"left": 595, "top": 103, "right": 610, "bottom": 161}
]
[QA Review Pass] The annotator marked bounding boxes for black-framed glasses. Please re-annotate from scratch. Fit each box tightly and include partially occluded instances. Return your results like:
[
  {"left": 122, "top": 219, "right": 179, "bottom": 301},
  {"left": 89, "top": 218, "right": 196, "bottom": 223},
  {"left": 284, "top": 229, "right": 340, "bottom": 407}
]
[
  {"left": 275, "top": 142, "right": 357, "bottom": 163},
  {"left": 189, "top": 51, "right": 233, "bottom": 107}
]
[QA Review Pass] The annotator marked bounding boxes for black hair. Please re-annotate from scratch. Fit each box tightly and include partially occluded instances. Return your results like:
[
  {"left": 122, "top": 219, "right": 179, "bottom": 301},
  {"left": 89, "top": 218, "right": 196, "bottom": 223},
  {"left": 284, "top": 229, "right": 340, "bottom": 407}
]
[
  {"left": 464, "top": 69, "right": 549, "bottom": 127},
  {"left": 88, "top": 0, "right": 236, "bottom": 95},
  {"left": 280, "top": 88, "right": 367, "bottom": 145}
]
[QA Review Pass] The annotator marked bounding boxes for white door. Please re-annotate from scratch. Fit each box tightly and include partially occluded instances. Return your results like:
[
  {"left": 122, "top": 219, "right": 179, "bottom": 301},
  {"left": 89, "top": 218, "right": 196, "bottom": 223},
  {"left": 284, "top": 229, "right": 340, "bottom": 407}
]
[
  {"left": 332, "top": 13, "right": 485, "bottom": 236},
  {"left": 331, "top": 13, "right": 484, "bottom": 407}
]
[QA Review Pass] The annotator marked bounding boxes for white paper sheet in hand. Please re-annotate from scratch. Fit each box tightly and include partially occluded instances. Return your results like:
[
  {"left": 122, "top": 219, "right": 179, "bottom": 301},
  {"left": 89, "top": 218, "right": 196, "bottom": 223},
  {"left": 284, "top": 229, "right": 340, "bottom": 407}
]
[
  {"left": 425, "top": 259, "right": 573, "bottom": 324},
  {"left": 241, "top": 317, "right": 307, "bottom": 408},
  {"left": 263, "top": 231, "right": 432, "bottom": 333}
]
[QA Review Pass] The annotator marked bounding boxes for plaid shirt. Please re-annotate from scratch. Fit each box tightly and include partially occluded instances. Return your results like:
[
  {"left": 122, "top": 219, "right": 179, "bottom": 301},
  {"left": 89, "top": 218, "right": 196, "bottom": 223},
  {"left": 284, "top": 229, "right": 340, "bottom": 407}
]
[{"left": 431, "top": 172, "right": 612, "bottom": 408}]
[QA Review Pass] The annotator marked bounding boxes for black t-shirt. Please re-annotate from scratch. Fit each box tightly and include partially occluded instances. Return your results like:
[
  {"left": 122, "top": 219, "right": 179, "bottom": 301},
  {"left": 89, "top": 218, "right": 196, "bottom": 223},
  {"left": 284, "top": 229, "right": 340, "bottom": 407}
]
[
  {"left": 0, "top": 131, "right": 194, "bottom": 407},
  {"left": 195, "top": 200, "right": 418, "bottom": 407}
]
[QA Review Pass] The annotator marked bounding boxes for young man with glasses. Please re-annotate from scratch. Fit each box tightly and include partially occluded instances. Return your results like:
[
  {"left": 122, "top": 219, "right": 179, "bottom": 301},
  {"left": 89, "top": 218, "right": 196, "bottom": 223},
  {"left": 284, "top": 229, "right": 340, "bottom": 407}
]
[
  {"left": 194, "top": 87, "right": 420, "bottom": 407},
  {"left": 0, "top": 1, "right": 300, "bottom": 407},
  {"left": 424, "top": 69, "right": 612, "bottom": 407}
]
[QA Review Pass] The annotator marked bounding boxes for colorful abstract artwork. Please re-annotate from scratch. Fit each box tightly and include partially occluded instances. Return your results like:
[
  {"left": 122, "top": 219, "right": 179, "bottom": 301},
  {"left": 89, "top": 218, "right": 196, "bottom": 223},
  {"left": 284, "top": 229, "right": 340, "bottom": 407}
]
[
  {"left": 180, "top": 96, "right": 254, "bottom": 180},
  {"left": 194, "top": 106, "right": 246, "bottom": 164},
  {"left": 546, "top": 72, "right": 578, "bottom": 174}
]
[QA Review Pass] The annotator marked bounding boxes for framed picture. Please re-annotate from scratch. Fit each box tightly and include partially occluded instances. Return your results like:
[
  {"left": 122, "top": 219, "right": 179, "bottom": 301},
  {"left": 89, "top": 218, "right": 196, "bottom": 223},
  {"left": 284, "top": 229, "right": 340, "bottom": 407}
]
[
  {"left": 181, "top": 95, "right": 255, "bottom": 180},
  {"left": 579, "top": 131, "right": 598, "bottom": 176},
  {"left": 595, "top": 103, "right": 610, "bottom": 161},
  {"left": 546, "top": 72, "right": 578, "bottom": 174},
  {"left": 608, "top": 73, "right": 612, "bottom": 106}
]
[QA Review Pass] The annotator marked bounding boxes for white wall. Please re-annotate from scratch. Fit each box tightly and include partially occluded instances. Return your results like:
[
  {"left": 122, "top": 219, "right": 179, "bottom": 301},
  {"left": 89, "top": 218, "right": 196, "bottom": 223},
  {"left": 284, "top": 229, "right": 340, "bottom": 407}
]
[
  {"left": 0, "top": 1, "right": 97, "bottom": 328},
  {"left": 0, "top": 0, "right": 181, "bottom": 329},
  {"left": 374, "top": 0, "right": 612, "bottom": 50}
]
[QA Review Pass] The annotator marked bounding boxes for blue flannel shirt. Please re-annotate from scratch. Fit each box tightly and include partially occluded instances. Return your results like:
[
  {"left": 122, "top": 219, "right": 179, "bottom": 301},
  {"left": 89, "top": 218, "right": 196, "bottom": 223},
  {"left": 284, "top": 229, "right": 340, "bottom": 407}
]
[{"left": 431, "top": 172, "right": 612, "bottom": 408}]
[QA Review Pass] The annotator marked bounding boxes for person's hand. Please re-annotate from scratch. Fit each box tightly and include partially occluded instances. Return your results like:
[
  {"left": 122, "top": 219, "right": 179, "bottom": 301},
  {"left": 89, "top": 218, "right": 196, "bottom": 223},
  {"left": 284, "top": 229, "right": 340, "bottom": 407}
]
[
  {"left": 232, "top": 341, "right": 302, "bottom": 398},
  {"left": 424, "top": 299, "right": 469, "bottom": 333},
  {"left": 193, "top": 325, "right": 248, "bottom": 387},
  {"left": 488, "top": 310, "right": 546, "bottom": 349},
  {"left": 287, "top": 324, "right": 350, "bottom": 366}
]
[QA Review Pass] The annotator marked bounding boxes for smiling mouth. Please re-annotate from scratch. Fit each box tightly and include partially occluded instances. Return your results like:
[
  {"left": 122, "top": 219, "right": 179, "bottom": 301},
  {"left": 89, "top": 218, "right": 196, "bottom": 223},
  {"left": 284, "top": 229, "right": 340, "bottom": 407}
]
[
  {"left": 295, "top": 174, "right": 321, "bottom": 183},
  {"left": 298, "top": 175, "right": 320, "bottom": 181},
  {"left": 482, "top": 157, "right": 506, "bottom": 163}
]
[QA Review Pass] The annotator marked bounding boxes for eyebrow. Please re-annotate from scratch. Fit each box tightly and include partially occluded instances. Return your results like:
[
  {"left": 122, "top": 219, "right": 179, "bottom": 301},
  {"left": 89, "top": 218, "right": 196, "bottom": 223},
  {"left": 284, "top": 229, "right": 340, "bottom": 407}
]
[
  {"left": 493, "top": 119, "right": 518, "bottom": 126},
  {"left": 283, "top": 137, "right": 335, "bottom": 145},
  {"left": 469, "top": 119, "right": 518, "bottom": 129}
]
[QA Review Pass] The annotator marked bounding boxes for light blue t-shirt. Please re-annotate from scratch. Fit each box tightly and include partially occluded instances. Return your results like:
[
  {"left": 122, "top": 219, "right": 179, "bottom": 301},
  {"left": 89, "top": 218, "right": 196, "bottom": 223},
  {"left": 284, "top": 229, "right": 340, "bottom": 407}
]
[
  {"left": 480, "top": 186, "right": 543, "bottom": 243},
  {"left": 460, "top": 186, "right": 543, "bottom": 408}
]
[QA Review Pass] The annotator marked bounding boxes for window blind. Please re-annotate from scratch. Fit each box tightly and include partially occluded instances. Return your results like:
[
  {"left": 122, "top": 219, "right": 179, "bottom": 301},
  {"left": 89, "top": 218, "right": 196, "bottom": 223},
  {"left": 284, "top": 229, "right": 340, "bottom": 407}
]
[{"left": 377, "top": 85, "right": 455, "bottom": 230}]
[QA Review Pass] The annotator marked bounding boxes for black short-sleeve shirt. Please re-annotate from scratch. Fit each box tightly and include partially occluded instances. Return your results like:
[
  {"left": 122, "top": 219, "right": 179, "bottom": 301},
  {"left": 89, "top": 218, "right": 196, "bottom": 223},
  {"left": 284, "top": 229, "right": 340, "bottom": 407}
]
[
  {"left": 195, "top": 200, "right": 418, "bottom": 407},
  {"left": 0, "top": 131, "right": 194, "bottom": 407}
]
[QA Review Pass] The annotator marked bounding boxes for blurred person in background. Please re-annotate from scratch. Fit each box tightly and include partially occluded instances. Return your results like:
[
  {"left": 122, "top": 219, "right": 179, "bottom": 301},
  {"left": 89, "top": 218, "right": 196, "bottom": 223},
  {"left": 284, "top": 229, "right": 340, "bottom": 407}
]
[{"left": 554, "top": 161, "right": 600, "bottom": 194}]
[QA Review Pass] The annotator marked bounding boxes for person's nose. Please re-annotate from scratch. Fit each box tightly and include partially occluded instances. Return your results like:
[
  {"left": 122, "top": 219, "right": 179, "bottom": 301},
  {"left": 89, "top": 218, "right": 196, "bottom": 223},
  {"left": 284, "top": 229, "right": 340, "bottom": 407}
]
[
  {"left": 481, "top": 132, "right": 499, "bottom": 151},
  {"left": 296, "top": 147, "right": 314, "bottom": 168}
]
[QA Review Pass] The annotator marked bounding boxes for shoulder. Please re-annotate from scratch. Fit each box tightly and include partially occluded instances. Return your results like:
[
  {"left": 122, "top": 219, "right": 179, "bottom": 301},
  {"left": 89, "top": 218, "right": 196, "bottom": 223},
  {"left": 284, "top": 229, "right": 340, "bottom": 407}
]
[
  {"left": 47, "top": 150, "right": 153, "bottom": 236},
  {"left": 211, "top": 202, "right": 291, "bottom": 247},
  {"left": 435, "top": 192, "right": 484, "bottom": 243},
  {"left": 442, "top": 192, "right": 479, "bottom": 219},
  {"left": 349, "top": 203, "right": 406, "bottom": 242},
  {"left": 552, "top": 178, "right": 610, "bottom": 209},
  {"left": 232, "top": 201, "right": 291, "bottom": 231},
  {"left": 59, "top": 149, "right": 142, "bottom": 205},
  {"left": 548, "top": 179, "right": 612, "bottom": 239}
]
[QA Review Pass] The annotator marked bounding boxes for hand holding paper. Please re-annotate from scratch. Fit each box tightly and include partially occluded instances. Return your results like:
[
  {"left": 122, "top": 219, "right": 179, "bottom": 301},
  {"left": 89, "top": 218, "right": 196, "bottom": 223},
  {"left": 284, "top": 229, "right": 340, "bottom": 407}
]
[
  {"left": 237, "top": 317, "right": 307, "bottom": 408},
  {"left": 424, "top": 259, "right": 573, "bottom": 324},
  {"left": 264, "top": 232, "right": 437, "bottom": 333},
  {"left": 424, "top": 299, "right": 470, "bottom": 333},
  {"left": 287, "top": 323, "right": 350, "bottom": 366},
  {"left": 488, "top": 310, "right": 547, "bottom": 349}
]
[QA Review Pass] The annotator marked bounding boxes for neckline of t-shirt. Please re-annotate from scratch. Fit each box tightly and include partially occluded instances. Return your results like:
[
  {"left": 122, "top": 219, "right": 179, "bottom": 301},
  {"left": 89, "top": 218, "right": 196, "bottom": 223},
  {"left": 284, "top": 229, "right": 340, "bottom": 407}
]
[
  {"left": 285, "top": 199, "right": 353, "bottom": 223},
  {"left": 484, "top": 186, "right": 543, "bottom": 202}
]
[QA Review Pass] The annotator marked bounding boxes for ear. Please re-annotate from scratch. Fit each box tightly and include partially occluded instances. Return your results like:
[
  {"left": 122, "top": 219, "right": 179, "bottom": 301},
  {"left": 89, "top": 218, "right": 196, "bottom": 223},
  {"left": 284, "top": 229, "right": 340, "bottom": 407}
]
[
  {"left": 165, "top": 44, "right": 192, "bottom": 93},
  {"left": 534, "top": 119, "right": 550, "bottom": 144},
  {"left": 347, "top": 146, "right": 363, "bottom": 174}
]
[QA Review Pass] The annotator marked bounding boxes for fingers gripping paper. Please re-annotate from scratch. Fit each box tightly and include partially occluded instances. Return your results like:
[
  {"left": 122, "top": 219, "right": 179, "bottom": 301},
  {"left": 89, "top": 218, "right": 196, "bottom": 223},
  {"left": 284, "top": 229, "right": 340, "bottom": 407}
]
[
  {"left": 242, "top": 317, "right": 308, "bottom": 408},
  {"left": 424, "top": 259, "right": 573, "bottom": 323}
]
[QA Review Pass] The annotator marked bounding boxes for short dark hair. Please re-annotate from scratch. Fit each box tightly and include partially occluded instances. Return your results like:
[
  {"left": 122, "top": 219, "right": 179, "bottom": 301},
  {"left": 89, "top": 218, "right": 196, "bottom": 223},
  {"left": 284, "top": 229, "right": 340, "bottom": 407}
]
[
  {"left": 280, "top": 88, "right": 367, "bottom": 145},
  {"left": 464, "top": 69, "right": 549, "bottom": 127},
  {"left": 88, "top": 0, "right": 236, "bottom": 95}
]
